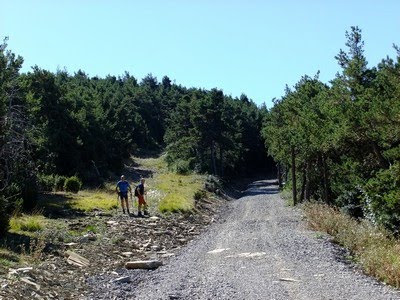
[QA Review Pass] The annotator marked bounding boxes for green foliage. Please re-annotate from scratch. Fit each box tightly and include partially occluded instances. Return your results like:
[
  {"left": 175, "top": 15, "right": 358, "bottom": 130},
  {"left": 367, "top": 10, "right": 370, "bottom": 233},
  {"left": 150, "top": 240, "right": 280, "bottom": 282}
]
[
  {"left": 173, "top": 159, "right": 192, "bottom": 175},
  {"left": 262, "top": 26, "right": 400, "bottom": 232},
  {"left": 364, "top": 163, "right": 400, "bottom": 233},
  {"left": 64, "top": 176, "right": 82, "bottom": 193},
  {"left": 9, "top": 214, "right": 46, "bottom": 233},
  {"left": 54, "top": 175, "right": 67, "bottom": 191},
  {"left": 38, "top": 174, "right": 56, "bottom": 192},
  {"left": 194, "top": 189, "right": 207, "bottom": 201}
]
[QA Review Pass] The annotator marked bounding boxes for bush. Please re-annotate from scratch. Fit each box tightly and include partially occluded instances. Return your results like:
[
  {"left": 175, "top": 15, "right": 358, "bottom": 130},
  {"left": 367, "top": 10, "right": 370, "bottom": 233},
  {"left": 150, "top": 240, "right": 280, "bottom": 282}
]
[
  {"left": 9, "top": 214, "right": 46, "bottom": 232},
  {"left": 194, "top": 189, "right": 207, "bottom": 201},
  {"left": 364, "top": 163, "right": 400, "bottom": 233},
  {"left": 37, "top": 174, "right": 56, "bottom": 192},
  {"left": 64, "top": 176, "right": 82, "bottom": 193},
  {"left": 174, "top": 160, "right": 191, "bottom": 175},
  {"left": 54, "top": 175, "right": 67, "bottom": 191},
  {"left": 0, "top": 195, "right": 10, "bottom": 236},
  {"left": 304, "top": 202, "right": 400, "bottom": 288}
]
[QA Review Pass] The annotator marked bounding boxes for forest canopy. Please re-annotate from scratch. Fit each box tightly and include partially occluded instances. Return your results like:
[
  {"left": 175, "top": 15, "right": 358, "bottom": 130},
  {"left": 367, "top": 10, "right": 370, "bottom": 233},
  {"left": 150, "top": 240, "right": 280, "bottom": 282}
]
[
  {"left": 0, "top": 37, "right": 270, "bottom": 233},
  {"left": 262, "top": 27, "right": 400, "bottom": 233}
]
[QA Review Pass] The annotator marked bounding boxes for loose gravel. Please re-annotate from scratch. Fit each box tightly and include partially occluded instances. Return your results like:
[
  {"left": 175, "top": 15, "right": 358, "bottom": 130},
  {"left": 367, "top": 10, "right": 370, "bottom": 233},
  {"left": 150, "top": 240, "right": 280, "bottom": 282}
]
[{"left": 89, "top": 180, "right": 400, "bottom": 300}]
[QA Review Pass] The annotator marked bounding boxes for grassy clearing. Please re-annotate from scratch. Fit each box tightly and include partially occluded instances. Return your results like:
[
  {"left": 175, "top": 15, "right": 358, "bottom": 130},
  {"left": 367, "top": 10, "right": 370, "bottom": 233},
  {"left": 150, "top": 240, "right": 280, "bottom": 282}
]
[
  {"left": 131, "top": 155, "right": 205, "bottom": 213},
  {"left": 304, "top": 202, "right": 400, "bottom": 287},
  {"left": 38, "top": 190, "right": 118, "bottom": 213},
  {"left": 156, "top": 173, "right": 204, "bottom": 212},
  {"left": 67, "top": 190, "right": 117, "bottom": 212},
  {"left": 134, "top": 154, "right": 168, "bottom": 172},
  {"left": 9, "top": 214, "right": 47, "bottom": 234}
]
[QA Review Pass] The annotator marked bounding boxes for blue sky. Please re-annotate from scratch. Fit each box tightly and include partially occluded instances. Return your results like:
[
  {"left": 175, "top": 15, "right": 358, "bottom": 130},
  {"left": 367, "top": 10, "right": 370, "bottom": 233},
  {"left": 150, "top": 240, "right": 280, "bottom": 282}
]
[{"left": 1, "top": 0, "right": 399, "bottom": 107}]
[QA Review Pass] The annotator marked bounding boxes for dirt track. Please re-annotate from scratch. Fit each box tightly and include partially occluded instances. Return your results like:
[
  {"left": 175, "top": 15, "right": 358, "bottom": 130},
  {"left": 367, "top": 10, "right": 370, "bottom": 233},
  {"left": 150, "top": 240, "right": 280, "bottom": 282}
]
[{"left": 90, "top": 180, "right": 400, "bottom": 300}]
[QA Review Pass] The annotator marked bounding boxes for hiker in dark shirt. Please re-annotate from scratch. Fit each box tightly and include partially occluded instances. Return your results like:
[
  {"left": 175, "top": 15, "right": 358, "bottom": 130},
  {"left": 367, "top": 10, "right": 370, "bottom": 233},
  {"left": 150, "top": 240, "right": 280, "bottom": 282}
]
[
  {"left": 116, "top": 175, "right": 132, "bottom": 214},
  {"left": 134, "top": 178, "right": 148, "bottom": 217}
]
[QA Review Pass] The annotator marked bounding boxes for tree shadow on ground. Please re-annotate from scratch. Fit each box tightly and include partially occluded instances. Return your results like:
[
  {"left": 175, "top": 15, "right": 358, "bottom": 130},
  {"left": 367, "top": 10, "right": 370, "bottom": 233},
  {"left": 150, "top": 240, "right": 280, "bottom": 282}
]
[
  {"left": 37, "top": 193, "right": 88, "bottom": 219},
  {"left": 0, "top": 232, "right": 33, "bottom": 255}
]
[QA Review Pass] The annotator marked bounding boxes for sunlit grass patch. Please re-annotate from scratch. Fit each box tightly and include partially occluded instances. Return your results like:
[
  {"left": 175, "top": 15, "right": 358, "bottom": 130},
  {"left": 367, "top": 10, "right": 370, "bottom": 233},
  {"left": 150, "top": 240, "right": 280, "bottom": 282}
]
[
  {"left": 304, "top": 202, "right": 400, "bottom": 288},
  {"left": 67, "top": 190, "right": 118, "bottom": 212},
  {"left": 156, "top": 173, "right": 204, "bottom": 213},
  {"left": 9, "top": 214, "right": 47, "bottom": 233},
  {"left": 133, "top": 154, "right": 168, "bottom": 172}
]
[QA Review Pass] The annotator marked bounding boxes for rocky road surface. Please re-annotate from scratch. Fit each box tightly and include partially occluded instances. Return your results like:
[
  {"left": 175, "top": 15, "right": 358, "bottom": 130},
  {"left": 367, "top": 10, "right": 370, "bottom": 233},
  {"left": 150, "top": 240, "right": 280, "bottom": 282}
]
[{"left": 90, "top": 180, "right": 400, "bottom": 300}]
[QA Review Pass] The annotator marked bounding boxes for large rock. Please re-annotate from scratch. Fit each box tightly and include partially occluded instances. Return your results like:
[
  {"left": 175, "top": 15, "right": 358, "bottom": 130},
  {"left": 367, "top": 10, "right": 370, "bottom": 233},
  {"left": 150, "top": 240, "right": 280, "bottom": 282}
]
[{"left": 125, "top": 260, "right": 162, "bottom": 270}]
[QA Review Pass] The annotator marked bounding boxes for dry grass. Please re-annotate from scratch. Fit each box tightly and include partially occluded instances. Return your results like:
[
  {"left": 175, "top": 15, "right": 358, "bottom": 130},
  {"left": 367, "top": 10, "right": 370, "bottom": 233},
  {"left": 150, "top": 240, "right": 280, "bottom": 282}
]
[
  {"left": 9, "top": 214, "right": 47, "bottom": 234},
  {"left": 68, "top": 190, "right": 118, "bottom": 212},
  {"left": 304, "top": 202, "right": 400, "bottom": 287}
]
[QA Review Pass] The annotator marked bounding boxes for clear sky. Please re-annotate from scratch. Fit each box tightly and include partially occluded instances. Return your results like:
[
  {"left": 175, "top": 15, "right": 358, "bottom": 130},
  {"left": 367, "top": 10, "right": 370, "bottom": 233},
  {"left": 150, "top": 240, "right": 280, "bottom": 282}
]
[{"left": 1, "top": 0, "right": 399, "bottom": 107}]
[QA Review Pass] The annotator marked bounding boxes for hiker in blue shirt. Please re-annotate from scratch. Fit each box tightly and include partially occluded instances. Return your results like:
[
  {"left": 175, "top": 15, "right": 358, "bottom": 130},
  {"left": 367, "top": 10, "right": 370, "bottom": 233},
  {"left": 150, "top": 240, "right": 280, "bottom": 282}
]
[{"left": 116, "top": 175, "right": 132, "bottom": 214}]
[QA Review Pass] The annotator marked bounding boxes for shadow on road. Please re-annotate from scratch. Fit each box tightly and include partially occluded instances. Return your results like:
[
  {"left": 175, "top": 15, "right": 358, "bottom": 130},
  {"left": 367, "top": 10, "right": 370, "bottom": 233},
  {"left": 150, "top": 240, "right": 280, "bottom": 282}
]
[{"left": 242, "top": 180, "right": 280, "bottom": 197}]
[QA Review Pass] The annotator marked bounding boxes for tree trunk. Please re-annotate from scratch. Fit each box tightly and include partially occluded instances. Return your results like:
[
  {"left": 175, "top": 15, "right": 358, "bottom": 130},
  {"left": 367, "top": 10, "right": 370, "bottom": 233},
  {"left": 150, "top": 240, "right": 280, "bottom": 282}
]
[
  {"left": 210, "top": 141, "right": 217, "bottom": 176},
  {"left": 291, "top": 146, "right": 297, "bottom": 206},
  {"left": 304, "top": 160, "right": 311, "bottom": 201},
  {"left": 277, "top": 162, "right": 282, "bottom": 188},
  {"left": 300, "top": 163, "right": 306, "bottom": 203},
  {"left": 219, "top": 146, "right": 224, "bottom": 177},
  {"left": 321, "top": 154, "right": 329, "bottom": 204}
]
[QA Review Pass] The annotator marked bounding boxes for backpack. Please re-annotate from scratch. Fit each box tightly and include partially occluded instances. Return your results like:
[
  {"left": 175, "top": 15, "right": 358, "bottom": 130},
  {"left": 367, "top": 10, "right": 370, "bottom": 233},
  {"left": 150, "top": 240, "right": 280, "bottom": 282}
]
[{"left": 134, "top": 185, "right": 139, "bottom": 197}]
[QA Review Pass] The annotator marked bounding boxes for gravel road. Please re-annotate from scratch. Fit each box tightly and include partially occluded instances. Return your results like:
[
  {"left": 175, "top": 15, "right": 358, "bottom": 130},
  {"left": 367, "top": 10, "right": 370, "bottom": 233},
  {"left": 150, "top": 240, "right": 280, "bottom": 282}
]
[{"left": 90, "top": 180, "right": 400, "bottom": 300}]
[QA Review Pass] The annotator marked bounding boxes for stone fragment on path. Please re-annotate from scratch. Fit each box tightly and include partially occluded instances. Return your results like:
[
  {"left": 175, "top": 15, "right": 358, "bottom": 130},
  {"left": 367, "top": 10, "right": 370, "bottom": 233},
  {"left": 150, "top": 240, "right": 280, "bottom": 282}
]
[
  {"left": 226, "top": 252, "right": 266, "bottom": 258},
  {"left": 207, "top": 248, "right": 230, "bottom": 254},
  {"left": 65, "top": 250, "right": 90, "bottom": 267},
  {"left": 111, "top": 276, "right": 131, "bottom": 283},
  {"left": 125, "top": 260, "right": 163, "bottom": 270},
  {"left": 122, "top": 252, "right": 133, "bottom": 257},
  {"left": 21, "top": 277, "right": 41, "bottom": 291},
  {"left": 279, "top": 277, "right": 301, "bottom": 282}
]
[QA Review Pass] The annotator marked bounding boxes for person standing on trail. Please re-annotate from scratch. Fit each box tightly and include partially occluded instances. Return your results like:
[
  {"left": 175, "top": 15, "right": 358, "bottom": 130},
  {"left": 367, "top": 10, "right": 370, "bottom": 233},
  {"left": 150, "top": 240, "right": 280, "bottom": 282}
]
[
  {"left": 116, "top": 175, "right": 132, "bottom": 215},
  {"left": 135, "top": 178, "right": 148, "bottom": 217}
]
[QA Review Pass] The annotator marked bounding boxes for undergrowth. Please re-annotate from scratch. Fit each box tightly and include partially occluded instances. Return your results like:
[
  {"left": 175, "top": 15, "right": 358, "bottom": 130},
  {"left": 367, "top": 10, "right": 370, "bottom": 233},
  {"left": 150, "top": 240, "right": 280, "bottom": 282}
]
[
  {"left": 68, "top": 190, "right": 117, "bottom": 212},
  {"left": 9, "top": 214, "right": 47, "bottom": 234},
  {"left": 304, "top": 202, "right": 400, "bottom": 288}
]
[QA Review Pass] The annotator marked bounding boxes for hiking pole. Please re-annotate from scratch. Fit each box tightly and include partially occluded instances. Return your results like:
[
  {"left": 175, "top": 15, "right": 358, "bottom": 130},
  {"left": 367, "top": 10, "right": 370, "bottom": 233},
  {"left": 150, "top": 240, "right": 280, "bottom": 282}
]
[{"left": 116, "top": 193, "right": 120, "bottom": 214}]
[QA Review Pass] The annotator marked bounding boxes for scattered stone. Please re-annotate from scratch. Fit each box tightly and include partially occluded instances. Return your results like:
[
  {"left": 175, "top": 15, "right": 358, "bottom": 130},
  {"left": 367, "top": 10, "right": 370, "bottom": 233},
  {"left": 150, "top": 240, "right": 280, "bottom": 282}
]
[
  {"left": 65, "top": 250, "right": 90, "bottom": 267},
  {"left": 151, "top": 245, "right": 162, "bottom": 252},
  {"left": 111, "top": 276, "right": 131, "bottom": 284},
  {"left": 279, "top": 277, "right": 301, "bottom": 282},
  {"left": 125, "top": 260, "right": 163, "bottom": 270},
  {"left": 207, "top": 248, "right": 230, "bottom": 254},
  {"left": 160, "top": 253, "right": 175, "bottom": 258},
  {"left": 122, "top": 252, "right": 133, "bottom": 257},
  {"left": 106, "top": 221, "right": 118, "bottom": 226},
  {"left": 149, "top": 216, "right": 160, "bottom": 221},
  {"left": 21, "top": 277, "right": 41, "bottom": 291},
  {"left": 64, "top": 242, "right": 78, "bottom": 247}
]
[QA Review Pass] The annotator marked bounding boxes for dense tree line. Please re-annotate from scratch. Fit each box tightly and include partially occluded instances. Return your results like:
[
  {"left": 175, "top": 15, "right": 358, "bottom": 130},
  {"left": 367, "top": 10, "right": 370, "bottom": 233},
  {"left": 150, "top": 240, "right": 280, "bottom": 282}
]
[
  {"left": 263, "top": 27, "right": 400, "bottom": 233},
  {"left": 0, "top": 38, "right": 270, "bottom": 234}
]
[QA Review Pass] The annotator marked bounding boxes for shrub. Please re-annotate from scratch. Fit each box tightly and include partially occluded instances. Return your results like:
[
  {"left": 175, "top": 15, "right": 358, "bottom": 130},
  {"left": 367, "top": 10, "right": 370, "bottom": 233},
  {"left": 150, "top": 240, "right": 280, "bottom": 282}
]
[
  {"left": 9, "top": 215, "right": 46, "bottom": 233},
  {"left": 304, "top": 202, "right": 400, "bottom": 288},
  {"left": 37, "top": 174, "right": 56, "bottom": 192},
  {"left": 194, "top": 189, "right": 207, "bottom": 201},
  {"left": 64, "top": 176, "right": 82, "bottom": 193},
  {"left": 174, "top": 160, "right": 191, "bottom": 175},
  {"left": 364, "top": 162, "right": 400, "bottom": 233},
  {"left": 54, "top": 175, "right": 67, "bottom": 191},
  {"left": 0, "top": 195, "right": 10, "bottom": 236}
]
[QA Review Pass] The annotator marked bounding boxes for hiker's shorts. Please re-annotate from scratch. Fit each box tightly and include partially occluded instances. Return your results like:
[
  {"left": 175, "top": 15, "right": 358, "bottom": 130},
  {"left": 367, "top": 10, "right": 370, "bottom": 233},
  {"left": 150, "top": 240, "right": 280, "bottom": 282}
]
[
  {"left": 119, "top": 192, "right": 128, "bottom": 200},
  {"left": 137, "top": 194, "right": 146, "bottom": 205}
]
